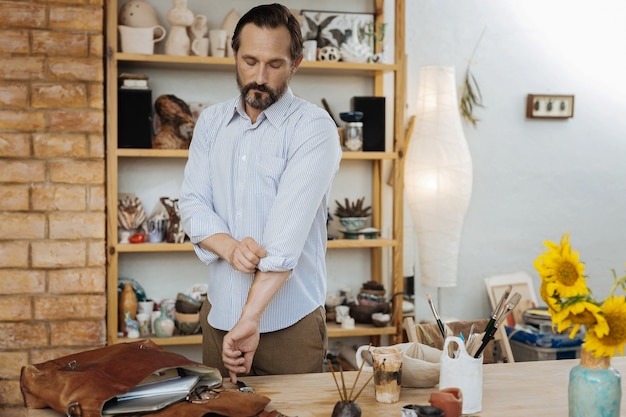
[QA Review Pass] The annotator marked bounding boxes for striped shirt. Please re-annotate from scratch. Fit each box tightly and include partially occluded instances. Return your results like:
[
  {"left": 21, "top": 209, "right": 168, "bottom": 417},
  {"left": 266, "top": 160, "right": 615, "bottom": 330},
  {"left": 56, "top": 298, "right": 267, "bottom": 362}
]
[{"left": 179, "top": 88, "right": 342, "bottom": 333}]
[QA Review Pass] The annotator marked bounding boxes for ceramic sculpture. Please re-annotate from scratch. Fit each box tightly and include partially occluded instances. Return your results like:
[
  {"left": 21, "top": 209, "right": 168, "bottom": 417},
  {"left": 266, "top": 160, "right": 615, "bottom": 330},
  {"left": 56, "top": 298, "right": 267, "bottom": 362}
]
[
  {"left": 118, "top": 0, "right": 160, "bottom": 27},
  {"left": 164, "top": 0, "right": 194, "bottom": 56}
]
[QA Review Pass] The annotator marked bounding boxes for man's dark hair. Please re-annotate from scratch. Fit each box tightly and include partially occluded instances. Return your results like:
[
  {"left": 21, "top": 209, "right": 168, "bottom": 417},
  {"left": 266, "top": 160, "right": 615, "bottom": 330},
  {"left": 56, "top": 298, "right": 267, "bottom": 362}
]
[{"left": 231, "top": 3, "right": 303, "bottom": 62}]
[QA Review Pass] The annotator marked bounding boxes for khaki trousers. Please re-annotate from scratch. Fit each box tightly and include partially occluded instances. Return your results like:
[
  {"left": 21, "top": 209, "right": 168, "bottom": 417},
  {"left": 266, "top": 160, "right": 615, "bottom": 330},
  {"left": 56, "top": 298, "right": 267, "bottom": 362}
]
[{"left": 200, "top": 300, "right": 327, "bottom": 377}]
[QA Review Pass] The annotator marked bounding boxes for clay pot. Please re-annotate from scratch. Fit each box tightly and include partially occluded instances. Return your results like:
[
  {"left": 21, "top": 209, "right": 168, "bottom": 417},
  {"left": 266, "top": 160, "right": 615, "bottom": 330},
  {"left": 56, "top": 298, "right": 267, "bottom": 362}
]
[{"left": 429, "top": 387, "right": 463, "bottom": 417}]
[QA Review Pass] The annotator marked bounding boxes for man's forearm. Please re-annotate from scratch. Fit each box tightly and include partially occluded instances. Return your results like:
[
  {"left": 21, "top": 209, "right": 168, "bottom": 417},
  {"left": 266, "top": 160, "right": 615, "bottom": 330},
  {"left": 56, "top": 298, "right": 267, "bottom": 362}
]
[
  {"left": 240, "top": 270, "right": 291, "bottom": 324},
  {"left": 197, "top": 233, "right": 236, "bottom": 261}
]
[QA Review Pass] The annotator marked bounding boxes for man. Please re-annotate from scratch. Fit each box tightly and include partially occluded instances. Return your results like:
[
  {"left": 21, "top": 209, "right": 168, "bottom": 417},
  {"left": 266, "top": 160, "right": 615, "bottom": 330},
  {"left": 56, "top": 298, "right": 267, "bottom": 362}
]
[{"left": 179, "top": 4, "right": 342, "bottom": 384}]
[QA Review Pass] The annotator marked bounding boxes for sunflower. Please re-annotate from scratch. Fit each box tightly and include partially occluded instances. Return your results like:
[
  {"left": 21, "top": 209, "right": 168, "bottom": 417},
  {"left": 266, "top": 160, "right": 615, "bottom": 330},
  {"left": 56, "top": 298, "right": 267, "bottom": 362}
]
[
  {"left": 534, "top": 234, "right": 588, "bottom": 298},
  {"left": 584, "top": 295, "right": 626, "bottom": 358},
  {"left": 534, "top": 233, "right": 626, "bottom": 359},
  {"left": 539, "top": 280, "right": 560, "bottom": 313},
  {"left": 551, "top": 297, "right": 607, "bottom": 339}
]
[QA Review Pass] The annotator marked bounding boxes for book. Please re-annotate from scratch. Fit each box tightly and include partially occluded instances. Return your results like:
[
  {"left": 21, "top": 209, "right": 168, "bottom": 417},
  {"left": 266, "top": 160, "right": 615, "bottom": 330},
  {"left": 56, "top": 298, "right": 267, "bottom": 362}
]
[{"left": 119, "top": 73, "right": 150, "bottom": 90}]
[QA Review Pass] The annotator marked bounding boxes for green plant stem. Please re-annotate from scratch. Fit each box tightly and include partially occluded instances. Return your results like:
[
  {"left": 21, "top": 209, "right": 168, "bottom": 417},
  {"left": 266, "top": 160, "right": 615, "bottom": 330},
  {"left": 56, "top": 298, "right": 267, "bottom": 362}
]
[{"left": 608, "top": 269, "right": 626, "bottom": 297}]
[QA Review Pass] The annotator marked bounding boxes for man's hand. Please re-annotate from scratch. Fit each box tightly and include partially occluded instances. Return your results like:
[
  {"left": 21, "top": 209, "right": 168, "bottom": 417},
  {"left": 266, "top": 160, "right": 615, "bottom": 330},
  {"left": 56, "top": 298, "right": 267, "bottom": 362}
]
[
  {"left": 228, "top": 237, "right": 267, "bottom": 273},
  {"left": 222, "top": 318, "right": 260, "bottom": 384}
]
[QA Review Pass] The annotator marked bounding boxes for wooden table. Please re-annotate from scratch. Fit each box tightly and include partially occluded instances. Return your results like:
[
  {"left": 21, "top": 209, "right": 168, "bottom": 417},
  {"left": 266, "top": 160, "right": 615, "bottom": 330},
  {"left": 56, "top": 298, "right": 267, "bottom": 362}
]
[{"left": 26, "top": 356, "right": 626, "bottom": 417}]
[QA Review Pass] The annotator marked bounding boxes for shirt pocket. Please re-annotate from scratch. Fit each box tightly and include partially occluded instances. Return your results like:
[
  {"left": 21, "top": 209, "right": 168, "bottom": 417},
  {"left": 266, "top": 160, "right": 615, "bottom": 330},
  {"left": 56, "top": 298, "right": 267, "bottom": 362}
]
[{"left": 254, "top": 154, "right": 286, "bottom": 196}]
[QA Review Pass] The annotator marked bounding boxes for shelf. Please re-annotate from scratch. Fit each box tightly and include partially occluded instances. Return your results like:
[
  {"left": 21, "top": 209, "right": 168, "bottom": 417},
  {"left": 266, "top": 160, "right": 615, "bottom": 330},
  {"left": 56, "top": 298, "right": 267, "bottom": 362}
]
[
  {"left": 327, "top": 322, "right": 396, "bottom": 338},
  {"left": 116, "top": 148, "right": 397, "bottom": 160},
  {"left": 112, "top": 334, "right": 202, "bottom": 346},
  {"left": 117, "top": 148, "right": 189, "bottom": 158},
  {"left": 115, "top": 242, "right": 194, "bottom": 253},
  {"left": 116, "top": 52, "right": 398, "bottom": 75},
  {"left": 114, "top": 239, "right": 395, "bottom": 253},
  {"left": 327, "top": 239, "right": 396, "bottom": 249},
  {"left": 342, "top": 151, "right": 397, "bottom": 160},
  {"left": 110, "top": 324, "right": 395, "bottom": 346}
]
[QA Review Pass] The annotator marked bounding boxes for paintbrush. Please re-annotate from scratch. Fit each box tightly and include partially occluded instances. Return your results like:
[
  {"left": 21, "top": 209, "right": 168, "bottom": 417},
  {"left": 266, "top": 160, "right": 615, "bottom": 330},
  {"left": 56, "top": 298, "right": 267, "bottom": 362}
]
[
  {"left": 483, "top": 285, "right": 512, "bottom": 335},
  {"left": 495, "top": 292, "right": 522, "bottom": 328},
  {"left": 426, "top": 293, "right": 446, "bottom": 339},
  {"left": 474, "top": 292, "right": 523, "bottom": 358}
]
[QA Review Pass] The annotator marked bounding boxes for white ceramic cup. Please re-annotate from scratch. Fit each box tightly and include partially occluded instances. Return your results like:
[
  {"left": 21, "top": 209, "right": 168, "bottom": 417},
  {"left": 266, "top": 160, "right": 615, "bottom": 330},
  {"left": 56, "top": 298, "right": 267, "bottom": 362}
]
[
  {"left": 137, "top": 300, "right": 154, "bottom": 315},
  {"left": 191, "top": 37, "right": 209, "bottom": 57},
  {"left": 303, "top": 40, "right": 317, "bottom": 61},
  {"left": 335, "top": 305, "right": 350, "bottom": 323},
  {"left": 136, "top": 313, "right": 151, "bottom": 337},
  {"left": 118, "top": 25, "right": 166, "bottom": 55},
  {"left": 209, "top": 29, "right": 227, "bottom": 57}
]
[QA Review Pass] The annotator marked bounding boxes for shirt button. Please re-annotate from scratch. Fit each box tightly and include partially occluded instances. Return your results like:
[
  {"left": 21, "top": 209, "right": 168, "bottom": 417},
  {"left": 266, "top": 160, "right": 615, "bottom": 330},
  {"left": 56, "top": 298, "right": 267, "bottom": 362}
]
[{"left": 241, "top": 155, "right": 247, "bottom": 161}]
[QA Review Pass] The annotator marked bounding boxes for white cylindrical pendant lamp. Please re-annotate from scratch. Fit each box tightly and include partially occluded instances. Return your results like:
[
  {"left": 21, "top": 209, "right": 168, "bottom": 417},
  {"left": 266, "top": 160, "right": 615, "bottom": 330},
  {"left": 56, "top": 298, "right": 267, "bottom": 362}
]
[{"left": 404, "top": 65, "right": 473, "bottom": 288}]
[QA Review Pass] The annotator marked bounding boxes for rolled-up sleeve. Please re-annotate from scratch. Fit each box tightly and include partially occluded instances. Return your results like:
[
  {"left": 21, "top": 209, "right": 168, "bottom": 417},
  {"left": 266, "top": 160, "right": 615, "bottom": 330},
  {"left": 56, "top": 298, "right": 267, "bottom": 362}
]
[
  {"left": 179, "top": 107, "right": 230, "bottom": 265},
  {"left": 256, "top": 109, "right": 341, "bottom": 273}
]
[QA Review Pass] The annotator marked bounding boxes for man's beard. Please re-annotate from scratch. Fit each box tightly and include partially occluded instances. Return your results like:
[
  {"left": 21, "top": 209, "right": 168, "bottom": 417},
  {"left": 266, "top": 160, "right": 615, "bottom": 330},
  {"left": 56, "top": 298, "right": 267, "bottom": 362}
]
[{"left": 237, "top": 74, "right": 288, "bottom": 110}]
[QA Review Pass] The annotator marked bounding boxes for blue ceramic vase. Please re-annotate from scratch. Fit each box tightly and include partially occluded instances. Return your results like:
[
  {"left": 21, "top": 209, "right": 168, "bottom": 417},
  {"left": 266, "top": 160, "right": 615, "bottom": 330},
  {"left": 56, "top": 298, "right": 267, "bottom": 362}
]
[
  {"left": 153, "top": 304, "right": 175, "bottom": 337},
  {"left": 569, "top": 346, "right": 621, "bottom": 417}
]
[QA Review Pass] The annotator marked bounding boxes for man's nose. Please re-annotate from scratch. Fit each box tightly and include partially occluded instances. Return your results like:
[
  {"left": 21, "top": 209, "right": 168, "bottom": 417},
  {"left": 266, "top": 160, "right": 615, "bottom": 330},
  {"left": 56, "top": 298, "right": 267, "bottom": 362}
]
[{"left": 254, "top": 65, "right": 268, "bottom": 85}]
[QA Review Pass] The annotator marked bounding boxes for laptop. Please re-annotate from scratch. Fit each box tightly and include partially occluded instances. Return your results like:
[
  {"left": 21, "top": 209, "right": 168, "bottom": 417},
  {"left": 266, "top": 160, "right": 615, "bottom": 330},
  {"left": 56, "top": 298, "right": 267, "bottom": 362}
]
[
  {"left": 102, "top": 391, "right": 188, "bottom": 415},
  {"left": 102, "top": 375, "right": 200, "bottom": 415}
]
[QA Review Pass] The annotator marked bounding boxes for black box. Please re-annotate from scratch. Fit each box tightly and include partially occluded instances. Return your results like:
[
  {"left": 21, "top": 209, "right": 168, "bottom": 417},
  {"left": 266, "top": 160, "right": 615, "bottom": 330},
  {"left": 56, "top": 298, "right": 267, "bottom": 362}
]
[
  {"left": 351, "top": 96, "right": 386, "bottom": 151},
  {"left": 118, "top": 88, "right": 153, "bottom": 148}
]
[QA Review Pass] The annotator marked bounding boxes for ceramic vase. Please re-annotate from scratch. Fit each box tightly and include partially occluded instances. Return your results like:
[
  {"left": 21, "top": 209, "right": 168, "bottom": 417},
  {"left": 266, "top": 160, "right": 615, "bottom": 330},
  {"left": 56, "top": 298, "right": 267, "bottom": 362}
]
[
  {"left": 569, "top": 345, "right": 621, "bottom": 417},
  {"left": 153, "top": 304, "right": 175, "bottom": 337},
  {"left": 119, "top": 283, "right": 137, "bottom": 332}
]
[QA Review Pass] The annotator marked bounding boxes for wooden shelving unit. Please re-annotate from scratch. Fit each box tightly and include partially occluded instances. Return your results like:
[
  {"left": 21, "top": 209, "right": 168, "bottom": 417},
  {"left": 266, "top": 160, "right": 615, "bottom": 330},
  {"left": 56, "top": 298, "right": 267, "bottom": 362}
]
[{"left": 105, "top": 0, "right": 406, "bottom": 346}]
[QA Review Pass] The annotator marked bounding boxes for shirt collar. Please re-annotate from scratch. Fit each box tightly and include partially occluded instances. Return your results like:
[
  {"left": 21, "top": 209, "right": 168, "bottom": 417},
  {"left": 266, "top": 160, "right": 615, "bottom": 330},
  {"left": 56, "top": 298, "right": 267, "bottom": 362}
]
[{"left": 231, "top": 87, "right": 295, "bottom": 128}]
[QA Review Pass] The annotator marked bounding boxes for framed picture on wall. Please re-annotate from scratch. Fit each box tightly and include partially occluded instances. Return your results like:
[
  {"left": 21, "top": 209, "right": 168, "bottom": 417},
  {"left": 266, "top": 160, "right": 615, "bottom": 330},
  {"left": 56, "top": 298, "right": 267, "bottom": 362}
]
[
  {"left": 300, "top": 10, "right": 375, "bottom": 52},
  {"left": 526, "top": 94, "right": 575, "bottom": 119}
]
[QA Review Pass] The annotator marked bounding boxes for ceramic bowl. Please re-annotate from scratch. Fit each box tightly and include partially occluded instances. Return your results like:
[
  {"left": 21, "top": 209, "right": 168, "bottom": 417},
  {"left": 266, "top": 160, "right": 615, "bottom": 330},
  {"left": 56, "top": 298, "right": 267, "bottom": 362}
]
[
  {"left": 339, "top": 217, "right": 367, "bottom": 232},
  {"left": 339, "top": 111, "right": 364, "bottom": 123},
  {"left": 175, "top": 292, "right": 202, "bottom": 314},
  {"left": 174, "top": 312, "right": 201, "bottom": 335},
  {"left": 371, "top": 312, "right": 392, "bottom": 327}
]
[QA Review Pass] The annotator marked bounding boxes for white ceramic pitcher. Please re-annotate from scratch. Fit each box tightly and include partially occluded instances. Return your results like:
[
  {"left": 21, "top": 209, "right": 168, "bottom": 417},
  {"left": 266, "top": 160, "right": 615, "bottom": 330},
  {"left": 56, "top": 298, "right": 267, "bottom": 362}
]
[{"left": 118, "top": 25, "right": 166, "bottom": 55}]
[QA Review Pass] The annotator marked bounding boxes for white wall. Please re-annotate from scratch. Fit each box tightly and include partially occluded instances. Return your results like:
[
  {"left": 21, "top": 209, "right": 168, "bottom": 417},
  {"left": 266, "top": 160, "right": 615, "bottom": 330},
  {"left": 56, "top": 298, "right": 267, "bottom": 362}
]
[{"left": 405, "top": 1, "right": 626, "bottom": 322}]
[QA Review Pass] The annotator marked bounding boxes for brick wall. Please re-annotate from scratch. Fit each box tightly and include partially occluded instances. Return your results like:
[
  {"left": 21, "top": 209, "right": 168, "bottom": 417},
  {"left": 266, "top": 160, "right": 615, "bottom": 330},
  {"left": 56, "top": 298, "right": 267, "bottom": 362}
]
[{"left": 0, "top": 0, "right": 106, "bottom": 413}]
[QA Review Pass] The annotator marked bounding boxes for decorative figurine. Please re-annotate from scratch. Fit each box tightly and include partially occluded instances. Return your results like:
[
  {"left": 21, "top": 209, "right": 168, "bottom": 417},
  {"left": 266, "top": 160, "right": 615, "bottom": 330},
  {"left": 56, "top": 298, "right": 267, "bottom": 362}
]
[
  {"left": 152, "top": 94, "right": 195, "bottom": 149},
  {"left": 160, "top": 197, "right": 185, "bottom": 243},
  {"left": 188, "top": 14, "right": 208, "bottom": 43},
  {"left": 164, "top": 0, "right": 194, "bottom": 56}
]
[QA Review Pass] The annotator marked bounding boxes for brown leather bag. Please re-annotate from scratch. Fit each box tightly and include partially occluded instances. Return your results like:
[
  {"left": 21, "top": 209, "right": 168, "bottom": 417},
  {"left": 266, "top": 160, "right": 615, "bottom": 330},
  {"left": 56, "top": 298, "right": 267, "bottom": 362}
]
[{"left": 20, "top": 339, "right": 271, "bottom": 417}]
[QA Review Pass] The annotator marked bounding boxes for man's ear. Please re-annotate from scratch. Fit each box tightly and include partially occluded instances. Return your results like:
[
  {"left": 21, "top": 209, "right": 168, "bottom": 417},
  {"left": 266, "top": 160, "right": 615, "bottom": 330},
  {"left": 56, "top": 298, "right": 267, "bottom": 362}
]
[{"left": 291, "top": 54, "right": 304, "bottom": 74}]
